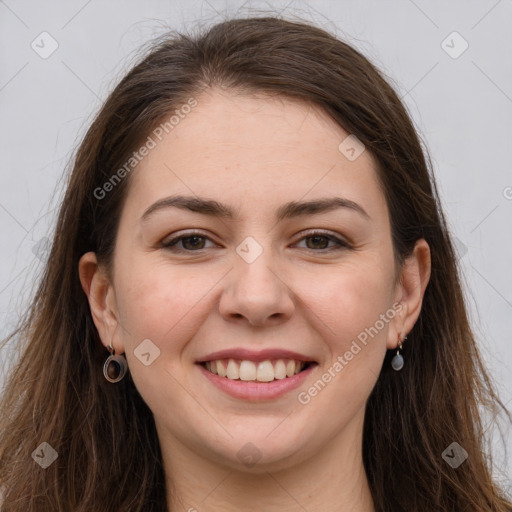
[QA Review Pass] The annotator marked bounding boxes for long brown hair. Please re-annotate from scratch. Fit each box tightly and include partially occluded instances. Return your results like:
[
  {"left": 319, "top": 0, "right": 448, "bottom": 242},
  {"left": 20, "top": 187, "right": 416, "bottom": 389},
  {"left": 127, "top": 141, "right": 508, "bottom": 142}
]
[{"left": 1, "top": 15, "right": 510, "bottom": 512}]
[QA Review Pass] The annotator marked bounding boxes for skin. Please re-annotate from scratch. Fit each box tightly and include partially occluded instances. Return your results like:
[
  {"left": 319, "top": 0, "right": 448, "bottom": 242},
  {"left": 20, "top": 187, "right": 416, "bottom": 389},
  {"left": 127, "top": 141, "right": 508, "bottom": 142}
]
[{"left": 79, "top": 88, "right": 431, "bottom": 512}]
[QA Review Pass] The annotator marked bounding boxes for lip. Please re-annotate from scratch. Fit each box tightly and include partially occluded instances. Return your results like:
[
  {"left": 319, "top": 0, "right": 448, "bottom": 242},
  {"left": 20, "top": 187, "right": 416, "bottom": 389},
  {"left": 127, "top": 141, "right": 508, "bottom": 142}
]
[
  {"left": 197, "top": 361, "right": 318, "bottom": 401},
  {"left": 195, "top": 348, "right": 316, "bottom": 364}
]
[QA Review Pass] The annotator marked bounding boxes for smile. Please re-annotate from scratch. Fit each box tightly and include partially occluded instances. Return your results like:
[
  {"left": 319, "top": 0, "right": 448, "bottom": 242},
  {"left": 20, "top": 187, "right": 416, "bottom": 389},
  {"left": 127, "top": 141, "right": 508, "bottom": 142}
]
[
  {"left": 196, "top": 359, "right": 318, "bottom": 401},
  {"left": 202, "top": 358, "right": 312, "bottom": 382}
]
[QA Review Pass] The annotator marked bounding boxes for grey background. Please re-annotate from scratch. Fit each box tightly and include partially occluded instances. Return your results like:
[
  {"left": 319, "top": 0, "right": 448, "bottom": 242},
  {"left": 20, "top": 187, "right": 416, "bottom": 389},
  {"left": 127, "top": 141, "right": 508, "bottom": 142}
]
[{"left": 0, "top": 0, "right": 511, "bottom": 491}]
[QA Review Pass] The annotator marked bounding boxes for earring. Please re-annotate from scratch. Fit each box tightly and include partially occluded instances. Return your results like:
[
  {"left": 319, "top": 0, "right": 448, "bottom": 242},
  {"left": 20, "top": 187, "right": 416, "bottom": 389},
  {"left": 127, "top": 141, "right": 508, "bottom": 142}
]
[
  {"left": 391, "top": 334, "right": 406, "bottom": 371},
  {"left": 103, "top": 343, "right": 128, "bottom": 383}
]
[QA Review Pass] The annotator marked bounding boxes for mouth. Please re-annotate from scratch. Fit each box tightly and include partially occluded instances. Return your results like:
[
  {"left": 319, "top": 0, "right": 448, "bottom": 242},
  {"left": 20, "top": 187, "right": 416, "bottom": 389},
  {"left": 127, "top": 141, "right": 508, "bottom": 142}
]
[
  {"left": 198, "top": 358, "right": 317, "bottom": 382},
  {"left": 195, "top": 357, "right": 319, "bottom": 401}
]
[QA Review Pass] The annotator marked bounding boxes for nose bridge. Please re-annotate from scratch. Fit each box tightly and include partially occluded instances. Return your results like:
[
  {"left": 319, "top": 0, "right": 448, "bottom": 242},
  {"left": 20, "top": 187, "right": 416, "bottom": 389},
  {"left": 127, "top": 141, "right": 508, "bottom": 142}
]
[
  {"left": 233, "top": 234, "right": 286, "bottom": 301},
  {"left": 219, "top": 235, "right": 295, "bottom": 325},
  {"left": 236, "top": 243, "right": 280, "bottom": 294}
]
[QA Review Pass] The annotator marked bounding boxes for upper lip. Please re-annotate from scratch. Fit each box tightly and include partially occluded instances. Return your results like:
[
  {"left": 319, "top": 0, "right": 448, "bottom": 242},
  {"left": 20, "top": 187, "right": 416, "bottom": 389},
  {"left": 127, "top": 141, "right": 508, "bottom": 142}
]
[{"left": 195, "top": 348, "right": 317, "bottom": 363}]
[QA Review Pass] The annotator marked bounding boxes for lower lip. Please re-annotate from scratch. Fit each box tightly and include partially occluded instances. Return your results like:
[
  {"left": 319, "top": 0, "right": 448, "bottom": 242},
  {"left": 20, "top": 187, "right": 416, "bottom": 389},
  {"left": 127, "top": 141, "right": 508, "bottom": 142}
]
[{"left": 197, "top": 363, "right": 317, "bottom": 401}]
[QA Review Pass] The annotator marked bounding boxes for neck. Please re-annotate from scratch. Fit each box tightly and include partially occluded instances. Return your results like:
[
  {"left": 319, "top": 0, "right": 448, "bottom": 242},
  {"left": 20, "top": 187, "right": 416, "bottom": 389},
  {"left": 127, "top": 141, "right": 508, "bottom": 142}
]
[{"left": 159, "top": 413, "right": 375, "bottom": 512}]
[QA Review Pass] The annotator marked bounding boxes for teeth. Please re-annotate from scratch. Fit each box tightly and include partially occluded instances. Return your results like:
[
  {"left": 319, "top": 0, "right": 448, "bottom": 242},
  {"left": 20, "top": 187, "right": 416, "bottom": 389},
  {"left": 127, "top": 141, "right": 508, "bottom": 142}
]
[
  {"left": 274, "top": 359, "right": 287, "bottom": 379},
  {"left": 226, "top": 359, "right": 239, "bottom": 380},
  {"left": 205, "top": 358, "right": 308, "bottom": 382},
  {"left": 217, "top": 360, "right": 226, "bottom": 377},
  {"left": 256, "top": 361, "right": 274, "bottom": 382},
  {"left": 239, "top": 360, "right": 257, "bottom": 381}
]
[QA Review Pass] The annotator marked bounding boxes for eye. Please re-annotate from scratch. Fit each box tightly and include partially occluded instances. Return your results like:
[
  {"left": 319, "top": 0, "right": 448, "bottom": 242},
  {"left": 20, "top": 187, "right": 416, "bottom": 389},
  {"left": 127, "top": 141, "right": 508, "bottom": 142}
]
[
  {"left": 294, "top": 231, "right": 351, "bottom": 252},
  {"left": 161, "top": 231, "right": 217, "bottom": 252},
  {"left": 161, "top": 230, "right": 351, "bottom": 254}
]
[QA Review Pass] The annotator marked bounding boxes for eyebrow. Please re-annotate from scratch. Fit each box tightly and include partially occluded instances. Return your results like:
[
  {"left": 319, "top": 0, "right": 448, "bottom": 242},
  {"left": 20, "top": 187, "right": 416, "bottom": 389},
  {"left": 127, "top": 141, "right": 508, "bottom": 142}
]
[{"left": 141, "top": 194, "right": 370, "bottom": 222}]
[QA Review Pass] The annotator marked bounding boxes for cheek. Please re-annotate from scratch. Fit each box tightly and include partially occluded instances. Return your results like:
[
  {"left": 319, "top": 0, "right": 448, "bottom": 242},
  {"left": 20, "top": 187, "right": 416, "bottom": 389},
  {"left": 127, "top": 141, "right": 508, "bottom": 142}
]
[
  {"left": 113, "top": 260, "right": 214, "bottom": 351},
  {"left": 294, "top": 278, "right": 389, "bottom": 422},
  {"left": 300, "top": 256, "right": 395, "bottom": 347},
  {"left": 114, "top": 249, "right": 394, "bottom": 363},
  {"left": 295, "top": 256, "right": 394, "bottom": 397},
  {"left": 111, "top": 262, "right": 217, "bottom": 410}
]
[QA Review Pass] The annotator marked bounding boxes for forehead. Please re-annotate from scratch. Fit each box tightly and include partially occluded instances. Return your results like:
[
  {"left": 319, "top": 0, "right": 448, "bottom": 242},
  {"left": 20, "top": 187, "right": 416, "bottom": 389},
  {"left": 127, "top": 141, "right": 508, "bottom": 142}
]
[{"left": 124, "top": 88, "right": 386, "bottom": 219}]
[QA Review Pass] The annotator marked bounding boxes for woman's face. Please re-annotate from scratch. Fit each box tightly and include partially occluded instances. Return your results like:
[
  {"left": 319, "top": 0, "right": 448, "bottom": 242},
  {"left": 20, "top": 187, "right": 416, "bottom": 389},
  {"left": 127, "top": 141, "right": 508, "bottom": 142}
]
[{"left": 89, "top": 89, "right": 412, "bottom": 471}]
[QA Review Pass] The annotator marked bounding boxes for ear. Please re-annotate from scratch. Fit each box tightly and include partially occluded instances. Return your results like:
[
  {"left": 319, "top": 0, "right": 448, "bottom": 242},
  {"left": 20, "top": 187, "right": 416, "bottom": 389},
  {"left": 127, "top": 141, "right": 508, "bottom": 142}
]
[
  {"left": 387, "top": 238, "right": 431, "bottom": 349},
  {"left": 78, "top": 252, "right": 125, "bottom": 354}
]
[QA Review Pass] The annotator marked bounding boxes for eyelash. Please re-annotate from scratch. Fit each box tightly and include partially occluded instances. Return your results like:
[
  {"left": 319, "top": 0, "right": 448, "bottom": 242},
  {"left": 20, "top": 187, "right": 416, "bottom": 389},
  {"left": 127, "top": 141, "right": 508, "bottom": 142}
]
[{"left": 161, "top": 230, "right": 351, "bottom": 253}]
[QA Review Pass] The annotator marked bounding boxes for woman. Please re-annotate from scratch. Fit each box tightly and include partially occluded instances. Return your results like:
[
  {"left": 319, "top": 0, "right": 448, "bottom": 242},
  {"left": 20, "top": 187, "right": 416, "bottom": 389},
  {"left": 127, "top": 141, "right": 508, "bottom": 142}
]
[{"left": 0, "top": 15, "right": 510, "bottom": 512}]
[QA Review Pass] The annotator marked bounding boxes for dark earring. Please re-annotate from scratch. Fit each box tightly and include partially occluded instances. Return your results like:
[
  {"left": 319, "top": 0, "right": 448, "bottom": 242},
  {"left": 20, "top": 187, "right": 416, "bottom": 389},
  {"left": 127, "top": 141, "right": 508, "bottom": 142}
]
[
  {"left": 103, "top": 343, "right": 128, "bottom": 383},
  {"left": 391, "top": 334, "right": 406, "bottom": 371}
]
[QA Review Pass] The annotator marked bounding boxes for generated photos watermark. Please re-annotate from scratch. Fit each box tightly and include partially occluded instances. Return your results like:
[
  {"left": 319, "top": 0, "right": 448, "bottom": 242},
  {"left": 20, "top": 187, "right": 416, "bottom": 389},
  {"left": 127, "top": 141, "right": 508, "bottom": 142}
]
[
  {"left": 297, "top": 301, "right": 403, "bottom": 405},
  {"left": 93, "top": 97, "right": 198, "bottom": 200}
]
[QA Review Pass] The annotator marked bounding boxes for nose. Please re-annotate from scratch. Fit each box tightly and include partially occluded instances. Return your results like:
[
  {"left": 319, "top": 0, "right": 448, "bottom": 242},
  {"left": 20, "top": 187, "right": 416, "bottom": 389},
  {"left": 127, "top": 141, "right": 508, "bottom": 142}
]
[{"left": 218, "top": 246, "right": 295, "bottom": 327}]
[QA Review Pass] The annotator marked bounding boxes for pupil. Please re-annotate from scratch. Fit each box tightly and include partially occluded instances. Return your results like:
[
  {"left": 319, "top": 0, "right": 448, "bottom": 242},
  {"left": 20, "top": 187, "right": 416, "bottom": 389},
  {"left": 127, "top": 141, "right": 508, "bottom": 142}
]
[
  {"left": 184, "top": 236, "right": 204, "bottom": 250},
  {"left": 308, "top": 235, "right": 328, "bottom": 249}
]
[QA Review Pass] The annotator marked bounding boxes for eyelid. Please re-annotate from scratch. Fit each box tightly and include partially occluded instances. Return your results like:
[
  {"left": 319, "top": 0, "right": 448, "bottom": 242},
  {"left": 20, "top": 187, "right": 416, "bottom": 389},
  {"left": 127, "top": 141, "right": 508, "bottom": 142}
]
[
  {"left": 161, "top": 228, "right": 351, "bottom": 253},
  {"left": 292, "top": 229, "right": 352, "bottom": 250},
  {"left": 161, "top": 229, "right": 217, "bottom": 248}
]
